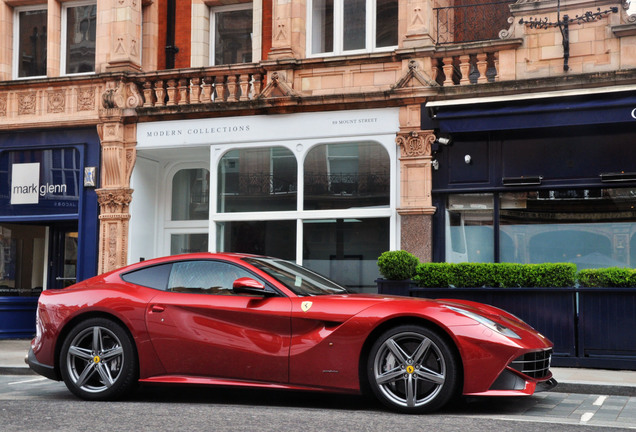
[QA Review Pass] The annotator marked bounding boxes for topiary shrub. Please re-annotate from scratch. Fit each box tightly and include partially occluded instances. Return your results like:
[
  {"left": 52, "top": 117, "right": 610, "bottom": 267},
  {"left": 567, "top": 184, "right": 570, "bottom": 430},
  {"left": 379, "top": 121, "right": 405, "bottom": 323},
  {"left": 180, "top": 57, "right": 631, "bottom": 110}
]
[
  {"left": 578, "top": 267, "right": 636, "bottom": 287},
  {"left": 377, "top": 250, "right": 420, "bottom": 280},
  {"left": 413, "top": 262, "right": 577, "bottom": 288}
]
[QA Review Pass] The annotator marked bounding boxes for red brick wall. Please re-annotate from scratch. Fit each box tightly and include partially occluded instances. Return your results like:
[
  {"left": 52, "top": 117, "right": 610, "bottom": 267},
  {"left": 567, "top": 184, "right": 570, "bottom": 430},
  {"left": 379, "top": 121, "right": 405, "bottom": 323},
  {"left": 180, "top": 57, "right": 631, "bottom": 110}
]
[
  {"left": 262, "top": 0, "right": 272, "bottom": 60},
  {"left": 174, "top": 0, "right": 192, "bottom": 68}
]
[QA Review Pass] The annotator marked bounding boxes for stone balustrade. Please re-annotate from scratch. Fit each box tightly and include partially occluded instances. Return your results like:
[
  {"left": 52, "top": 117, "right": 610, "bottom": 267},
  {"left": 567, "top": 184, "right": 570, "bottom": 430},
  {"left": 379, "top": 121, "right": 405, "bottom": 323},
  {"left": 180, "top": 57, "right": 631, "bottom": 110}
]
[{"left": 135, "top": 65, "right": 266, "bottom": 108}]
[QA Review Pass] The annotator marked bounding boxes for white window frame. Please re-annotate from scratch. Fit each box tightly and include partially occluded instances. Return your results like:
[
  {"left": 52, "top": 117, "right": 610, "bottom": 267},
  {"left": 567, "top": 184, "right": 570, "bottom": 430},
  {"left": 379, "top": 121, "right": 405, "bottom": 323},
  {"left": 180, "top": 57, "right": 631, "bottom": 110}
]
[
  {"left": 60, "top": 0, "right": 97, "bottom": 76},
  {"left": 13, "top": 5, "right": 48, "bottom": 80},
  {"left": 307, "top": 0, "right": 398, "bottom": 58},
  {"left": 209, "top": 3, "right": 254, "bottom": 66},
  {"left": 161, "top": 162, "right": 211, "bottom": 255},
  {"left": 209, "top": 136, "right": 397, "bottom": 266}
]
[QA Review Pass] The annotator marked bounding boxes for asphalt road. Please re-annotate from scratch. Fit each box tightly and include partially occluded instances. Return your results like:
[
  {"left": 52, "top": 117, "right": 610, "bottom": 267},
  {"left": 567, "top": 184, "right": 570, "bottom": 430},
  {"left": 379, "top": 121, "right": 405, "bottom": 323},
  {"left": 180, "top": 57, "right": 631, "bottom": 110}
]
[{"left": 1, "top": 376, "right": 635, "bottom": 431}]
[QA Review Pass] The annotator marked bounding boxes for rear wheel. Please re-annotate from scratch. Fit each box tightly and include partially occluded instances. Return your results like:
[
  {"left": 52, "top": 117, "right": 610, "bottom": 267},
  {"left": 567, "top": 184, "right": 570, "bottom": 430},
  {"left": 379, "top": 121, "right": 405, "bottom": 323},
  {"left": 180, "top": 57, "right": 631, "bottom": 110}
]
[
  {"left": 367, "top": 325, "right": 459, "bottom": 413},
  {"left": 60, "top": 318, "right": 138, "bottom": 400}
]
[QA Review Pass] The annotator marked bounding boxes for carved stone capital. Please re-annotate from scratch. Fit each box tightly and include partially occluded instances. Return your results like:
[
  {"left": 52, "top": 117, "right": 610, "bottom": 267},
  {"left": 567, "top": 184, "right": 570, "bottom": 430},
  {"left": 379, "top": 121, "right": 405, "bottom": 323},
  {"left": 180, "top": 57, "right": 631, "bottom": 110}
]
[
  {"left": 396, "top": 130, "right": 435, "bottom": 158},
  {"left": 97, "top": 187, "right": 134, "bottom": 216},
  {"left": 102, "top": 80, "right": 143, "bottom": 110}
]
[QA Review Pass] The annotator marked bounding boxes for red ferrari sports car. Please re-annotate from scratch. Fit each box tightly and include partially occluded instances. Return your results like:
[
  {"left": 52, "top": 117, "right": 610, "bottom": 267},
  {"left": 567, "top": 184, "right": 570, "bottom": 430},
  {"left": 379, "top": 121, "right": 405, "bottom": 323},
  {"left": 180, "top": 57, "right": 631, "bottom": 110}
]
[{"left": 28, "top": 253, "right": 556, "bottom": 413}]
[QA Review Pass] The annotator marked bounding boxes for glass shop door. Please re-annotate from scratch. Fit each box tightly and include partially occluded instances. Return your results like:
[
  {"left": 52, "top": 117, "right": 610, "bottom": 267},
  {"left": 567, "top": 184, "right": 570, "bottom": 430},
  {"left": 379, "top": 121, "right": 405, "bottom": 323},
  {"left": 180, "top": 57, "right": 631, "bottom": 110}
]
[{"left": 49, "top": 223, "right": 79, "bottom": 289}]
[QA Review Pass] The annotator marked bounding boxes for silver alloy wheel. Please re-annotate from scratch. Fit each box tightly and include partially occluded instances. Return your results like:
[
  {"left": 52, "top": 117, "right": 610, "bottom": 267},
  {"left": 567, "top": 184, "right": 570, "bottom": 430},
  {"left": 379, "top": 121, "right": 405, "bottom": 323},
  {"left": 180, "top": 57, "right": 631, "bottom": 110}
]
[
  {"left": 65, "top": 325, "right": 125, "bottom": 394},
  {"left": 372, "top": 330, "right": 446, "bottom": 409}
]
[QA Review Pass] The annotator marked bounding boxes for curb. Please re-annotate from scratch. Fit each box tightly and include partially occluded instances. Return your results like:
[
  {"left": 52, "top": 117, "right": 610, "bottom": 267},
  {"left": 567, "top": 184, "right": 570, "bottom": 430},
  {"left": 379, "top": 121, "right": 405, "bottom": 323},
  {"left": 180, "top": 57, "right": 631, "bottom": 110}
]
[{"left": 556, "top": 382, "right": 636, "bottom": 397}]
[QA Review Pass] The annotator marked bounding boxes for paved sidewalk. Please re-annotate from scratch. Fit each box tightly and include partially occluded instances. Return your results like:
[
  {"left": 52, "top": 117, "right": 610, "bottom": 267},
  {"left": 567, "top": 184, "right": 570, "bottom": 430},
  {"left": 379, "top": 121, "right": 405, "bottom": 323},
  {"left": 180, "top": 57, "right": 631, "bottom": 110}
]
[{"left": 2, "top": 338, "right": 636, "bottom": 396}]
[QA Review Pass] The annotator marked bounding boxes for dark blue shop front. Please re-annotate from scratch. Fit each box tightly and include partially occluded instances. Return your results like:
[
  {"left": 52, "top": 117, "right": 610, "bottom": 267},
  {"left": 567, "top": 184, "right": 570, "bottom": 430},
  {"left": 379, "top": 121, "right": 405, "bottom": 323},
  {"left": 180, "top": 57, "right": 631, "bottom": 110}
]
[
  {"left": 0, "top": 128, "right": 99, "bottom": 339},
  {"left": 424, "top": 90, "right": 636, "bottom": 369}
]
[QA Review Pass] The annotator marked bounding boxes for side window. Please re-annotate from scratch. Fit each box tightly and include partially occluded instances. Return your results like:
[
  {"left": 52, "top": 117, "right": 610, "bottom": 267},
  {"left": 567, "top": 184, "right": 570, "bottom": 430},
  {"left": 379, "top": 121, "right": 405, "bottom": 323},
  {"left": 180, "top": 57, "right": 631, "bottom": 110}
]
[
  {"left": 14, "top": 6, "right": 48, "bottom": 78},
  {"left": 167, "top": 261, "right": 254, "bottom": 295},
  {"left": 121, "top": 263, "right": 173, "bottom": 290}
]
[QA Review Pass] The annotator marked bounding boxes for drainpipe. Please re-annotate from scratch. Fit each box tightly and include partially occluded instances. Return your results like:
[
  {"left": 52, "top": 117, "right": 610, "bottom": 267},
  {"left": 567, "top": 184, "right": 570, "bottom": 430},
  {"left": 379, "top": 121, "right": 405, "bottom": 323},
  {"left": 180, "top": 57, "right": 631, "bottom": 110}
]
[{"left": 165, "top": 0, "right": 179, "bottom": 69}]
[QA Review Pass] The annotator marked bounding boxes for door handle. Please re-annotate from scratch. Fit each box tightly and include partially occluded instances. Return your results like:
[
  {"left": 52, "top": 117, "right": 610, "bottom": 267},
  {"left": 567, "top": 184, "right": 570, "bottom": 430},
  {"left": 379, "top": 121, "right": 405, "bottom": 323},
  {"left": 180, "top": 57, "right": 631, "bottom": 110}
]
[{"left": 150, "top": 304, "right": 165, "bottom": 313}]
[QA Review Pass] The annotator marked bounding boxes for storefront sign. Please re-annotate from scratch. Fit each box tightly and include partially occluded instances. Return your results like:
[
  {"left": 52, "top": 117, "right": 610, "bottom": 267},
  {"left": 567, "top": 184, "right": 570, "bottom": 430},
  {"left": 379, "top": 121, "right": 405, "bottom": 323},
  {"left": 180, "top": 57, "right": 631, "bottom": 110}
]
[
  {"left": 137, "top": 108, "right": 400, "bottom": 148},
  {"left": 1, "top": 149, "right": 80, "bottom": 217}
]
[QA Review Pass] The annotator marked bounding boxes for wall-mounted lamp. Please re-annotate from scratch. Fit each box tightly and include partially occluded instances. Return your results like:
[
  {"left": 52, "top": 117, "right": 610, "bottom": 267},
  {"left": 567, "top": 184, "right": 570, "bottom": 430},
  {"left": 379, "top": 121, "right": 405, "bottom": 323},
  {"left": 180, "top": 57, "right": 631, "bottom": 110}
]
[
  {"left": 436, "top": 137, "right": 451, "bottom": 146},
  {"left": 464, "top": 155, "right": 472, "bottom": 164},
  {"left": 432, "top": 159, "right": 439, "bottom": 170}
]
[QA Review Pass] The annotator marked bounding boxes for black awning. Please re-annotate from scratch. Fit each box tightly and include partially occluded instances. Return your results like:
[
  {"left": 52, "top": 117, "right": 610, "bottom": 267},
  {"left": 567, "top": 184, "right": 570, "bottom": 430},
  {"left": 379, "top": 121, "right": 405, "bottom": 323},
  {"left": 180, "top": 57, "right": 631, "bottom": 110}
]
[{"left": 428, "top": 91, "right": 636, "bottom": 133}]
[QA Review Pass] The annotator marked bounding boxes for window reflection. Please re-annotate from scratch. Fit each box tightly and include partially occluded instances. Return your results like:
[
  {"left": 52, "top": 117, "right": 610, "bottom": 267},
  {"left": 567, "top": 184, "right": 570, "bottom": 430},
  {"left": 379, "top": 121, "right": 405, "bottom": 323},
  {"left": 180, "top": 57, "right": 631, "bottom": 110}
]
[
  {"left": 218, "top": 147, "right": 297, "bottom": 213},
  {"left": 217, "top": 221, "right": 296, "bottom": 260},
  {"left": 172, "top": 169, "right": 210, "bottom": 221},
  {"left": 445, "top": 194, "right": 494, "bottom": 263},
  {"left": 65, "top": 3, "right": 96, "bottom": 74},
  {"left": 304, "top": 142, "right": 390, "bottom": 210},
  {"left": 500, "top": 189, "right": 636, "bottom": 268},
  {"left": 212, "top": 5, "right": 253, "bottom": 65},
  {"left": 17, "top": 8, "right": 47, "bottom": 78}
]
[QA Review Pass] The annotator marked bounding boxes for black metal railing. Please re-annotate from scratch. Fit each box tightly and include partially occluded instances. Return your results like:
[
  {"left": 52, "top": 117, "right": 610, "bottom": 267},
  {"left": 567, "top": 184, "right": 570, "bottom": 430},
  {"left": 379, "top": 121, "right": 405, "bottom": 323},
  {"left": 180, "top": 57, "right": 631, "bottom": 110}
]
[{"left": 435, "top": 1, "right": 512, "bottom": 45}]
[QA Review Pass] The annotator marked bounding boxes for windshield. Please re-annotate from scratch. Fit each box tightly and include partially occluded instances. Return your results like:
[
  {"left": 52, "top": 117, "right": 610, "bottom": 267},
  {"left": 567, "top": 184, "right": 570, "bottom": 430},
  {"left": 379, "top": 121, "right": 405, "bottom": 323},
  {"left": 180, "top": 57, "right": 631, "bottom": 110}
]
[{"left": 242, "top": 257, "right": 349, "bottom": 296}]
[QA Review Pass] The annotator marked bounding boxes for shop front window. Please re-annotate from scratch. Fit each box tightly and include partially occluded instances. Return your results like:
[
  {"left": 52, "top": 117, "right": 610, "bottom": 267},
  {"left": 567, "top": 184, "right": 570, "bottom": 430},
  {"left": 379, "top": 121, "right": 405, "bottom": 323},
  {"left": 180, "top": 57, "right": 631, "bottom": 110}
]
[
  {"left": 445, "top": 194, "right": 494, "bottom": 263},
  {"left": 303, "top": 218, "right": 389, "bottom": 291},
  {"left": 0, "top": 224, "right": 46, "bottom": 296},
  {"left": 14, "top": 6, "right": 47, "bottom": 78},
  {"left": 216, "top": 220, "right": 296, "bottom": 260},
  {"left": 500, "top": 189, "right": 636, "bottom": 268},
  {"left": 304, "top": 142, "right": 390, "bottom": 210},
  {"left": 215, "top": 140, "right": 392, "bottom": 292},
  {"left": 444, "top": 188, "right": 636, "bottom": 268},
  {"left": 218, "top": 147, "right": 297, "bottom": 213},
  {"left": 172, "top": 168, "right": 210, "bottom": 221}
]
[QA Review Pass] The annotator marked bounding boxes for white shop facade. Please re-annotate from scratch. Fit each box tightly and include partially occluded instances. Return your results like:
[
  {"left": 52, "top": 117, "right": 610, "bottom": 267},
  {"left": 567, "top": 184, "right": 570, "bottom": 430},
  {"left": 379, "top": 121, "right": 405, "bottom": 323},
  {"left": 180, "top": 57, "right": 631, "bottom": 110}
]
[{"left": 131, "top": 108, "right": 400, "bottom": 292}]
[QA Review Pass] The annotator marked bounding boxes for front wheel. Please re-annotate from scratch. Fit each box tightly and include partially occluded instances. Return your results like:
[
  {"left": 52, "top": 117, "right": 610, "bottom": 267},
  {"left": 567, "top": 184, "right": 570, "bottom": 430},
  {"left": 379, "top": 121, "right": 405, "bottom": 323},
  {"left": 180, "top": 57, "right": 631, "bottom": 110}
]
[
  {"left": 60, "top": 318, "right": 138, "bottom": 400},
  {"left": 367, "top": 325, "right": 460, "bottom": 413}
]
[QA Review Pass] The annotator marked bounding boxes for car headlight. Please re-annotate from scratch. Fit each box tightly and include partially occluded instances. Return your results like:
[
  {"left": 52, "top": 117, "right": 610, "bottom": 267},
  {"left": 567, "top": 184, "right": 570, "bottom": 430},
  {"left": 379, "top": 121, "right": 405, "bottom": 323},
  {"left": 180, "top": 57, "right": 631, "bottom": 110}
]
[{"left": 445, "top": 305, "right": 521, "bottom": 340}]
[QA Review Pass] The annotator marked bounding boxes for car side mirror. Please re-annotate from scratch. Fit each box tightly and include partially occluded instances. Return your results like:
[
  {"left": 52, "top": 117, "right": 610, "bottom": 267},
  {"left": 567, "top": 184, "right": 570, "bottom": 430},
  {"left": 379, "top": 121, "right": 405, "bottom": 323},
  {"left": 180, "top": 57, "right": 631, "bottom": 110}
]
[{"left": 232, "top": 277, "right": 271, "bottom": 296}]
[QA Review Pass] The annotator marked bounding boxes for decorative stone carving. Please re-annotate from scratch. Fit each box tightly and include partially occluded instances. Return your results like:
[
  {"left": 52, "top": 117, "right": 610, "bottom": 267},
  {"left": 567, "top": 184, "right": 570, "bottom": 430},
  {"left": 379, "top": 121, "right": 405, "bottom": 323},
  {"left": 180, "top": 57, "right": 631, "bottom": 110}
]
[
  {"left": 0, "top": 94, "right": 7, "bottom": 116},
  {"left": 102, "top": 80, "right": 143, "bottom": 109},
  {"left": 97, "top": 187, "right": 133, "bottom": 215},
  {"left": 48, "top": 91, "right": 65, "bottom": 113},
  {"left": 396, "top": 130, "right": 435, "bottom": 158},
  {"left": 18, "top": 92, "right": 37, "bottom": 115},
  {"left": 393, "top": 60, "right": 437, "bottom": 90},
  {"left": 258, "top": 72, "right": 299, "bottom": 98}
]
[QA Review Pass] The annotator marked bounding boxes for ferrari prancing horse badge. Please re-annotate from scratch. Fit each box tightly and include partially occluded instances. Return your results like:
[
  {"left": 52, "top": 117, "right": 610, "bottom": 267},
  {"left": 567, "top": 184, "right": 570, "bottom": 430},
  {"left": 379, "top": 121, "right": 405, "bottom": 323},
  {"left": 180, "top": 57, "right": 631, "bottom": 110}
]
[{"left": 301, "top": 301, "right": 313, "bottom": 312}]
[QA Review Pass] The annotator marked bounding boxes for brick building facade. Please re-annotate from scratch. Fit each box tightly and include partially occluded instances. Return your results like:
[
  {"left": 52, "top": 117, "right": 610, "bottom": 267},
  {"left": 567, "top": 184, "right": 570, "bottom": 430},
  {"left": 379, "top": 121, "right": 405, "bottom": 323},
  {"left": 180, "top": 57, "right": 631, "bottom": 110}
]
[{"left": 0, "top": 0, "right": 635, "bottom": 321}]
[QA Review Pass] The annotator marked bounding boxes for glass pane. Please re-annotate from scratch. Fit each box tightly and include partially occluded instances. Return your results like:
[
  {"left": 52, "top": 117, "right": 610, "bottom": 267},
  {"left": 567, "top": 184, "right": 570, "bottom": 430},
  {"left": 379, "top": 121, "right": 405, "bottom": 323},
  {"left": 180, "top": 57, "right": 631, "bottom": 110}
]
[
  {"left": 218, "top": 147, "right": 297, "bottom": 213},
  {"left": 214, "top": 8, "right": 253, "bottom": 65},
  {"left": 17, "top": 9, "right": 47, "bottom": 77},
  {"left": 343, "top": 0, "right": 366, "bottom": 51},
  {"left": 303, "top": 218, "right": 388, "bottom": 293},
  {"left": 65, "top": 4, "right": 96, "bottom": 74},
  {"left": 304, "top": 142, "right": 389, "bottom": 210},
  {"left": 170, "top": 233, "right": 209, "bottom": 255},
  {"left": 311, "top": 0, "right": 333, "bottom": 54},
  {"left": 168, "top": 260, "right": 253, "bottom": 294},
  {"left": 217, "top": 221, "right": 296, "bottom": 260},
  {"left": 445, "top": 194, "right": 494, "bottom": 263},
  {"left": 172, "top": 169, "right": 210, "bottom": 220},
  {"left": 376, "top": 0, "right": 398, "bottom": 48},
  {"left": 0, "top": 224, "right": 46, "bottom": 296},
  {"left": 500, "top": 189, "right": 636, "bottom": 268},
  {"left": 62, "top": 232, "right": 78, "bottom": 288}
]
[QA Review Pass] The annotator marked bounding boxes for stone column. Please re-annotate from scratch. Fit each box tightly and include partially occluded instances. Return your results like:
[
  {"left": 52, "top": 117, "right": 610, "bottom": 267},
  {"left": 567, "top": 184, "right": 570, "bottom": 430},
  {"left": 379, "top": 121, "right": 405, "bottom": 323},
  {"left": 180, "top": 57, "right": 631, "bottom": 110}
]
[
  {"left": 97, "top": 80, "right": 142, "bottom": 273},
  {"left": 396, "top": 107, "right": 437, "bottom": 262},
  {"left": 97, "top": 0, "right": 143, "bottom": 73},
  {"left": 401, "top": 0, "right": 436, "bottom": 48},
  {"left": 268, "top": 0, "right": 303, "bottom": 59}
]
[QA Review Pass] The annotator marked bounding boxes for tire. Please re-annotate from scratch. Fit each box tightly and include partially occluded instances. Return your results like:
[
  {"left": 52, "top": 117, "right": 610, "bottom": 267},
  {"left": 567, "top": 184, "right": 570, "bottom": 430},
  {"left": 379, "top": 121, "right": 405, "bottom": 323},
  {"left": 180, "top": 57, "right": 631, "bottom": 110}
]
[
  {"left": 59, "top": 318, "right": 138, "bottom": 401},
  {"left": 367, "top": 325, "right": 460, "bottom": 413}
]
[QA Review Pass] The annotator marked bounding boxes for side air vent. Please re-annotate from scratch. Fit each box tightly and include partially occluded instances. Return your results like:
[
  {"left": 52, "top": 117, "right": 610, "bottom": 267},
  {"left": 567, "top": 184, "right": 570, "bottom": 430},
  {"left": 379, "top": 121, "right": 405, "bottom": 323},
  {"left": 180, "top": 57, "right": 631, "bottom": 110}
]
[{"left": 509, "top": 349, "right": 552, "bottom": 379}]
